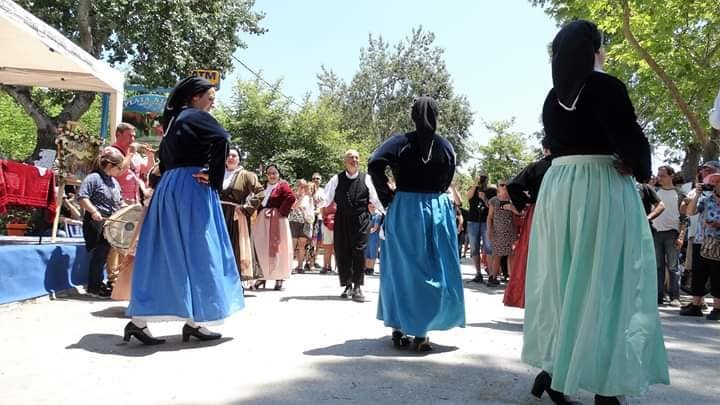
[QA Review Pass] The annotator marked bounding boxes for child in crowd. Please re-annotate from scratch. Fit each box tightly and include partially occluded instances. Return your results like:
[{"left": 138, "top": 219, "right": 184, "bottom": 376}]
[
  {"left": 77, "top": 147, "right": 125, "bottom": 297},
  {"left": 364, "top": 203, "right": 383, "bottom": 275}
]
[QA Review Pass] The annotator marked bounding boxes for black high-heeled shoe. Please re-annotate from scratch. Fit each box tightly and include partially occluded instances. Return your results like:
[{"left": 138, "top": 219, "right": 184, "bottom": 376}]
[
  {"left": 123, "top": 321, "right": 166, "bottom": 345},
  {"left": 391, "top": 330, "right": 411, "bottom": 348},
  {"left": 253, "top": 280, "right": 266, "bottom": 290},
  {"left": 594, "top": 395, "right": 622, "bottom": 404},
  {"left": 530, "top": 371, "right": 571, "bottom": 404},
  {"left": 182, "top": 324, "right": 222, "bottom": 342},
  {"left": 412, "top": 336, "right": 432, "bottom": 352}
]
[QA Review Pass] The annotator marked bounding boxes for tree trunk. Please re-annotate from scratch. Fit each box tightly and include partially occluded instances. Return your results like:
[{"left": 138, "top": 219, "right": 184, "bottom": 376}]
[
  {"left": 2, "top": 85, "right": 96, "bottom": 160},
  {"left": 31, "top": 119, "right": 60, "bottom": 160},
  {"left": 681, "top": 142, "right": 701, "bottom": 183},
  {"left": 702, "top": 128, "right": 720, "bottom": 162}
]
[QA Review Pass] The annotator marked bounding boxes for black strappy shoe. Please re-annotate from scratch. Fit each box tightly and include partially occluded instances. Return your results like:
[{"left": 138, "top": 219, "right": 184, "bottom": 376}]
[
  {"left": 182, "top": 324, "right": 221, "bottom": 342},
  {"left": 412, "top": 337, "right": 432, "bottom": 352},
  {"left": 123, "top": 321, "right": 165, "bottom": 345},
  {"left": 391, "top": 330, "right": 411, "bottom": 348}
]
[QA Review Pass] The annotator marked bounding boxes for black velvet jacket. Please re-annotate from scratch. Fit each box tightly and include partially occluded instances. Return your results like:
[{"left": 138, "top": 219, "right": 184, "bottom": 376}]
[
  {"left": 507, "top": 156, "right": 552, "bottom": 212},
  {"left": 542, "top": 71, "right": 652, "bottom": 183},
  {"left": 159, "top": 107, "right": 229, "bottom": 191},
  {"left": 368, "top": 132, "right": 456, "bottom": 207}
]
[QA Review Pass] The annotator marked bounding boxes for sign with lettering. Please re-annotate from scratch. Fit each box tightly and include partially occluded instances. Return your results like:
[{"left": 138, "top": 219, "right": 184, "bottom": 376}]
[
  {"left": 123, "top": 94, "right": 166, "bottom": 114},
  {"left": 191, "top": 69, "right": 222, "bottom": 89}
]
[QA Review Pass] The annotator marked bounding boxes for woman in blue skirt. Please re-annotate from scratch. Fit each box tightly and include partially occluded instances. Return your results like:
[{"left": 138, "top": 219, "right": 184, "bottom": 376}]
[
  {"left": 123, "top": 77, "right": 244, "bottom": 345},
  {"left": 522, "top": 21, "right": 669, "bottom": 404},
  {"left": 369, "top": 97, "right": 465, "bottom": 352}
]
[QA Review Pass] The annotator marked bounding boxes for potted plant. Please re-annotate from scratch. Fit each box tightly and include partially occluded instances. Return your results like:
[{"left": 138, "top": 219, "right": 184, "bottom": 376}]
[{"left": 3, "top": 206, "right": 34, "bottom": 236}]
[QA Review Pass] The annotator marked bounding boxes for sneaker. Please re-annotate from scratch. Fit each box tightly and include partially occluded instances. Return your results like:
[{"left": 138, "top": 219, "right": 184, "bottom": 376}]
[
  {"left": 352, "top": 286, "right": 365, "bottom": 302},
  {"left": 707, "top": 309, "right": 720, "bottom": 321},
  {"left": 679, "top": 304, "right": 704, "bottom": 317},
  {"left": 668, "top": 299, "right": 682, "bottom": 307},
  {"left": 470, "top": 274, "right": 484, "bottom": 283},
  {"left": 340, "top": 285, "right": 353, "bottom": 299}
]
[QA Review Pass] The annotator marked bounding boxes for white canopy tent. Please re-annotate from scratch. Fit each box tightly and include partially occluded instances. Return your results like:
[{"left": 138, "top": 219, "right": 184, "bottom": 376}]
[{"left": 0, "top": 0, "right": 124, "bottom": 136}]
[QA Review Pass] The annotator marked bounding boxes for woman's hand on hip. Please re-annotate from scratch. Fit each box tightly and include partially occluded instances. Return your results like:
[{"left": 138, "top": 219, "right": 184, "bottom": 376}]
[{"left": 192, "top": 171, "right": 209, "bottom": 185}]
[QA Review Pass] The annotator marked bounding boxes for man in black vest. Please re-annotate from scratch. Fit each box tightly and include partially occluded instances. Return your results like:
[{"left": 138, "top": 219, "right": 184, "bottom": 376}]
[{"left": 321, "top": 150, "right": 384, "bottom": 302}]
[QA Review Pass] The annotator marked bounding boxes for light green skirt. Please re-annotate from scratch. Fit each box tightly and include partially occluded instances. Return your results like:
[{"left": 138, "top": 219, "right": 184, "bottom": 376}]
[{"left": 522, "top": 155, "right": 670, "bottom": 396}]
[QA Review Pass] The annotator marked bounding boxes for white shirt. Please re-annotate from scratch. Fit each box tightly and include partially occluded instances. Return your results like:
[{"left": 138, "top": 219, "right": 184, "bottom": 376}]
[
  {"left": 652, "top": 188, "right": 681, "bottom": 232},
  {"left": 710, "top": 87, "right": 720, "bottom": 130},
  {"left": 313, "top": 186, "right": 325, "bottom": 212},
  {"left": 222, "top": 169, "right": 236, "bottom": 190},
  {"left": 296, "top": 194, "right": 314, "bottom": 218},
  {"left": 320, "top": 171, "right": 385, "bottom": 213},
  {"left": 261, "top": 183, "right": 277, "bottom": 207}
]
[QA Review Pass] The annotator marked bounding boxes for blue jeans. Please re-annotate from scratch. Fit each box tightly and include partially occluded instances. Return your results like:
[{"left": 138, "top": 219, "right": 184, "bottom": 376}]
[
  {"left": 654, "top": 229, "right": 680, "bottom": 302},
  {"left": 467, "top": 221, "right": 493, "bottom": 257}
]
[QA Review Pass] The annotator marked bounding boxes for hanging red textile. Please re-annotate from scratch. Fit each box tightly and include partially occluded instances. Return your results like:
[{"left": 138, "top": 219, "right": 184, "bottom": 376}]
[{"left": 0, "top": 160, "right": 57, "bottom": 221}]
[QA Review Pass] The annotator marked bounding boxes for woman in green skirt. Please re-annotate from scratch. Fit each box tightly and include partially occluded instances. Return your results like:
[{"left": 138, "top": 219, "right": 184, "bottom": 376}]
[{"left": 522, "top": 20, "right": 670, "bottom": 404}]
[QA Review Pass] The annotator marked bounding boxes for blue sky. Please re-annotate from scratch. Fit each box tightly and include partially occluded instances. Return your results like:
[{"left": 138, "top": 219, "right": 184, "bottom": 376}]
[{"left": 216, "top": 1, "right": 559, "bottom": 148}]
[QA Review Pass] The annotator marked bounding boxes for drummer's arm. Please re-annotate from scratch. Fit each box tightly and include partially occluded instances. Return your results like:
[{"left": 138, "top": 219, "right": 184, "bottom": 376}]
[
  {"left": 134, "top": 173, "right": 149, "bottom": 201},
  {"left": 78, "top": 198, "right": 103, "bottom": 221}
]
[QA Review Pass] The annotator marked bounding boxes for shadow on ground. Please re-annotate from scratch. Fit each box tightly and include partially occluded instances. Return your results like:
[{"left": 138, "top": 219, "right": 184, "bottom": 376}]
[
  {"left": 280, "top": 295, "right": 348, "bottom": 302},
  {"left": 65, "top": 334, "right": 234, "bottom": 357},
  {"left": 304, "top": 336, "right": 458, "bottom": 358},
  {"left": 91, "top": 306, "right": 129, "bottom": 319},
  {"left": 468, "top": 320, "right": 523, "bottom": 332},
  {"left": 235, "top": 354, "right": 537, "bottom": 404}
]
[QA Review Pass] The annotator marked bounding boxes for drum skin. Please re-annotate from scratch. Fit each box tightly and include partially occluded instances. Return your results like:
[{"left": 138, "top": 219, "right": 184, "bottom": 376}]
[{"left": 104, "top": 204, "right": 143, "bottom": 249}]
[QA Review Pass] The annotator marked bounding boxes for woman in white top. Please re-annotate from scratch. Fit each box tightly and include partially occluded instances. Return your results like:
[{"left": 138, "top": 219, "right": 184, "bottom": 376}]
[{"left": 289, "top": 179, "right": 315, "bottom": 273}]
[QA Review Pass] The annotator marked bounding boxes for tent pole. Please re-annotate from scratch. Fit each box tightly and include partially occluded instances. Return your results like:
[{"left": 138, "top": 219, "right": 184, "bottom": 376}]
[{"left": 100, "top": 93, "right": 110, "bottom": 140}]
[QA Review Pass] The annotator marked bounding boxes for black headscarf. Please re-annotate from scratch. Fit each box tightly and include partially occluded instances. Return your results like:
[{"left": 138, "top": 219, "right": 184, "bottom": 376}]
[
  {"left": 411, "top": 96, "right": 439, "bottom": 139},
  {"left": 161, "top": 77, "right": 214, "bottom": 129},
  {"left": 551, "top": 20, "right": 602, "bottom": 110}
]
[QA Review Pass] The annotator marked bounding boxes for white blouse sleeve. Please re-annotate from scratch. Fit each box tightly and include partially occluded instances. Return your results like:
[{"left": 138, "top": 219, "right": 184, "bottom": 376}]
[
  {"left": 710, "top": 87, "right": 720, "bottom": 130},
  {"left": 320, "top": 175, "right": 338, "bottom": 208}
]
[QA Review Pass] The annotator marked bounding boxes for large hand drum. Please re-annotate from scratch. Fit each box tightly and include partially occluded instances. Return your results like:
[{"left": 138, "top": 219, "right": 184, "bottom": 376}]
[{"left": 104, "top": 204, "right": 143, "bottom": 249}]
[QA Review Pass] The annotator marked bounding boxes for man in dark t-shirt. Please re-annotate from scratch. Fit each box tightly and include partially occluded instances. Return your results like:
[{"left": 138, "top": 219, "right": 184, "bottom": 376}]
[
  {"left": 465, "top": 174, "right": 496, "bottom": 283},
  {"left": 637, "top": 182, "right": 664, "bottom": 231}
]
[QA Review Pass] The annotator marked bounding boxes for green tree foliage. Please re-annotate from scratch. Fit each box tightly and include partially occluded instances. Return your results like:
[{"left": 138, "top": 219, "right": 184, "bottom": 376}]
[
  {"left": 476, "top": 119, "right": 535, "bottom": 185},
  {"left": 0, "top": 91, "right": 103, "bottom": 160},
  {"left": 317, "top": 27, "right": 475, "bottom": 163},
  {"left": 0, "top": 93, "right": 35, "bottom": 160},
  {"left": 529, "top": 0, "right": 720, "bottom": 178},
  {"left": 3, "top": 0, "right": 265, "bottom": 158},
  {"left": 218, "top": 80, "right": 357, "bottom": 182}
]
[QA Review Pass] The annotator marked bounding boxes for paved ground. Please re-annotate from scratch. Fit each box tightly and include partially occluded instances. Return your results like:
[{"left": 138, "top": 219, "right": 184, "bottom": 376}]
[{"left": 1, "top": 258, "right": 718, "bottom": 404}]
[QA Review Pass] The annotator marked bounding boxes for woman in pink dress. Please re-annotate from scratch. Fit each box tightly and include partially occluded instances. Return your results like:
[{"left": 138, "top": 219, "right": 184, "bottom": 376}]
[{"left": 252, "top": 164, "right": 296, "bottom": 290}]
